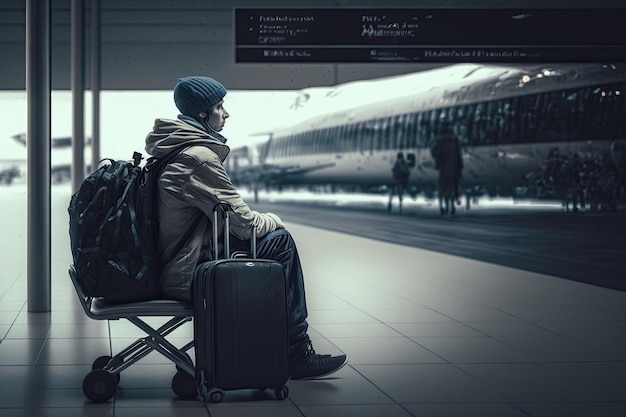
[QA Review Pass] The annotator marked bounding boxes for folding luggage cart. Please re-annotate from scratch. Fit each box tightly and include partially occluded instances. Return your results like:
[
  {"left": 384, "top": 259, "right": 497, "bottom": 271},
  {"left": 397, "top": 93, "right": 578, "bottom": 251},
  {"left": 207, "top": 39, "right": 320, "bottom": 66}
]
[{"left": 69, "top": 265, "right": 197, "bottom": 402}]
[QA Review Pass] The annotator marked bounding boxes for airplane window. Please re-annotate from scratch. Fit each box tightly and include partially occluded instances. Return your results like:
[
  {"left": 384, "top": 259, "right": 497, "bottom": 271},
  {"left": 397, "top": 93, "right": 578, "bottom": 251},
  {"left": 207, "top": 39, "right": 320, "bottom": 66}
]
[
  {"left": 406, "top": 113, "right": 417, "bottom": 149},
  {"left": 325, "top": 128, "right": 331, "bottom": 153},
  {"left": 304, "top": 131, "right": 311, "bottom": 155},
  {"left": 379, "top": 118, "right": 385, "bottom": 151},
  {"left": 397, "top": 114, "right": 407, "bottom": 150},
  {"left": 360, "top": 121, "right": 371, "bottom": 154},
  {"left": 313, "top": 129, "right": 320, "bottom": 154},
  {"left": 418, "top": 111, "right": 430, "bottom": 147},
  {"left": 349, "top": 124, "right": 357, "bottom": 153},
  {"left": 429, "top": 109, "right": 439, "bottom": 147},
  {"left": 287, "top": 133, "right": 298, "bottom": 157},
  {"left": 388, "top": 117, "right": 397, "bottom": 150},
  {"left": 337, "top": 126, "right": 343, "bottom": 152},
  {"left": 334, "top": 127, "right": 341, "bottom": 152},
  {"left": 388, "top": 116, "right": 395, "bottom": 150},
  {"left": 316, "top": 129, "right": 322, "bottom": 154}
]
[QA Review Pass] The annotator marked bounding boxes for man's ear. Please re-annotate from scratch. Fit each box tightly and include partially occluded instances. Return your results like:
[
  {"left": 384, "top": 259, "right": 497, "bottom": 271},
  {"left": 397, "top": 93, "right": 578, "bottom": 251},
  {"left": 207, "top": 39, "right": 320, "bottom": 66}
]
[{"left": 199, "top": 112, "right": 207, "bottom": 118}]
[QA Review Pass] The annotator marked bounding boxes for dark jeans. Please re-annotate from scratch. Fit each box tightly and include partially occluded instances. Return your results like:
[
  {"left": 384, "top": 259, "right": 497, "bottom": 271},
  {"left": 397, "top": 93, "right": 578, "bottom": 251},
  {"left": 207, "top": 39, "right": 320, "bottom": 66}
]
[{"left": 229, "top": 229, "right": 310, "bottom": 361}]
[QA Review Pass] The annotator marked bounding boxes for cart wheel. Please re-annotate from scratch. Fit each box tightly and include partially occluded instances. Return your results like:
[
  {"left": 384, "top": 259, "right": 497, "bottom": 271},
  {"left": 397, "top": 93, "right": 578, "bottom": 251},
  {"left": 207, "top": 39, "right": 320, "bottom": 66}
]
[
  {"left": 172, "top": 370, "right": 198, "bottom": 399},
  {"left": 92, "top": 355, "right": 121, "bottom": 383},
  {"left": 208, "top": 388, "right": 224, "bottom": 403},
  {"left": 92, "top": 355, "right": 112, "bottom": 370},
  {"left": 274, "top": 385, "right": 289, "bottom": 400},
  {"left": 83, "top": 369, "right": 117, "bottom": 403}
]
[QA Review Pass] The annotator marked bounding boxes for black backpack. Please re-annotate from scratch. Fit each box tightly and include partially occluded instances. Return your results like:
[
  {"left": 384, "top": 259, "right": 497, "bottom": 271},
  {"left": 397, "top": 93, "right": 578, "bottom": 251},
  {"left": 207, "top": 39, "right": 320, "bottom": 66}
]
[{"left": 68, "top": 148, "right": 189, "bottom": 304}]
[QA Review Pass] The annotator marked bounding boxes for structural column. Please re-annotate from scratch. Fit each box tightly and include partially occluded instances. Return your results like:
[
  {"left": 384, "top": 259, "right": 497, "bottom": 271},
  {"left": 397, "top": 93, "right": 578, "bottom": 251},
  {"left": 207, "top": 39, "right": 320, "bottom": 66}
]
[
  {"left": 71, "top": 0, "right": 85, "bottom": 192},
  {"left": 26, "top": 0, "right": 51, "bottom": 312},
  {"left": 91, "top": 0, "right": 101, "bottom": 169}
]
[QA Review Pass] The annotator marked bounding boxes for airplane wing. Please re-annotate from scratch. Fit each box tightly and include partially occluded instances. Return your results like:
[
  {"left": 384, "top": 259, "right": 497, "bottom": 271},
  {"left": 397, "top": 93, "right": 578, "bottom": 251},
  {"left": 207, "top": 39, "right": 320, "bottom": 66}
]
[
  {"left": 11, "top": 133, "right": 91, "bottom": 147},
  {"left": 231, "top": 162, "right": 336, "bottom": 185},
  {"left": 265, "top": 162, "right": 336, "bottom": 178}
]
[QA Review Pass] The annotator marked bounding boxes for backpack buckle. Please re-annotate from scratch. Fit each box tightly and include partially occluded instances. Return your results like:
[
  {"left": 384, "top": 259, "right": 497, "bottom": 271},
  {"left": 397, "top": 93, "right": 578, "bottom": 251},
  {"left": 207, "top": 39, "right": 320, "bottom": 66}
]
[{"left": 132, "top": 152, "right": 143, "bottom": 166}]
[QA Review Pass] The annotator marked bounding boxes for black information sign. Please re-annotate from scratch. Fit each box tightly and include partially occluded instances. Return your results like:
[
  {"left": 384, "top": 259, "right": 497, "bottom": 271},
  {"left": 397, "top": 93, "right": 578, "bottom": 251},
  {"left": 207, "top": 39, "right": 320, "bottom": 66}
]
[{"left": 235, "top": 8, "right": 626, "bottom": 63}]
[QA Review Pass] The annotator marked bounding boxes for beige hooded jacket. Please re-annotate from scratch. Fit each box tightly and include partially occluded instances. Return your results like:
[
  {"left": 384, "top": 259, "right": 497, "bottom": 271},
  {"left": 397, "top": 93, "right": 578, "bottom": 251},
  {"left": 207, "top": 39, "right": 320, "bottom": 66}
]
[{"left": 145, "top": 117, "right": 284, "bottom": 302}]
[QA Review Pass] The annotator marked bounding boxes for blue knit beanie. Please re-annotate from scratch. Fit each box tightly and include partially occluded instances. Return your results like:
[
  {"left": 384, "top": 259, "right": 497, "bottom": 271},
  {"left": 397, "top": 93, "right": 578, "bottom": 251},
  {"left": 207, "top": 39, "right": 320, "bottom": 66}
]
[{"left": 173, "top": 76, "right": 227, "bottom": 119}]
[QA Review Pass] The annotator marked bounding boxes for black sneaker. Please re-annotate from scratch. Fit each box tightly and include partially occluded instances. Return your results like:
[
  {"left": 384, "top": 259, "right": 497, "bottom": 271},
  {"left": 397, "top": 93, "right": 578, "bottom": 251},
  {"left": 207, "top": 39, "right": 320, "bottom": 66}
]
[{"left": 290, "top": 339, "right": 347, "bottom": 380}]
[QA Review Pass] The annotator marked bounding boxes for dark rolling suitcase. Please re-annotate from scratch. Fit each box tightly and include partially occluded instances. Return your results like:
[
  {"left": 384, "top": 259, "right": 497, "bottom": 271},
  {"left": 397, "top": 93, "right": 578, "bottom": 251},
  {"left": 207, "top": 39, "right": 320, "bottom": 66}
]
[{"left": 193, "top": 203, "right": 290, "bottom": 403}]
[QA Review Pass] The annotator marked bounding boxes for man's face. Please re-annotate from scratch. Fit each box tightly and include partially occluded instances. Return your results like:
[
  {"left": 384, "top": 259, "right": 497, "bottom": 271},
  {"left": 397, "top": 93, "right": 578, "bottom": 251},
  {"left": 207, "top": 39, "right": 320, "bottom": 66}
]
[{"left": 207, "top": 100, "right": 229, "bottom": 132}]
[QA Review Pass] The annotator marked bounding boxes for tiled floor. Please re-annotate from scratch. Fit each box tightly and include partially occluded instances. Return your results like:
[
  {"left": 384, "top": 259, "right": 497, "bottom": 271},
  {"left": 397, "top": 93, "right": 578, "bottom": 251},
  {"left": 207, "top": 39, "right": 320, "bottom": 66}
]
[{"left": 2, "top": 185, "right": 626, "bottom": 416}]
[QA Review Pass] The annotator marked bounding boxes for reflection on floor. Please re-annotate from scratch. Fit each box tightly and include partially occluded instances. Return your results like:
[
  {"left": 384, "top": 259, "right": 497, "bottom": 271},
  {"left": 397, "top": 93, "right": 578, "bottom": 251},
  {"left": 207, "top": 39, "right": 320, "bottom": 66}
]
[{"left": 1, "top": 185, "right": 626, "bottom": 417}]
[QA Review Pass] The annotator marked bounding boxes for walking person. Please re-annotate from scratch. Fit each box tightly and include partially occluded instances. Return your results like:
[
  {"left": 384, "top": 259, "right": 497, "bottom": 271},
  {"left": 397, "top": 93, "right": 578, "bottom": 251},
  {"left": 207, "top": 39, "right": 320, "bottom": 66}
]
[{"left": 388, "top": 152, "right": 410, "bottom": 213}]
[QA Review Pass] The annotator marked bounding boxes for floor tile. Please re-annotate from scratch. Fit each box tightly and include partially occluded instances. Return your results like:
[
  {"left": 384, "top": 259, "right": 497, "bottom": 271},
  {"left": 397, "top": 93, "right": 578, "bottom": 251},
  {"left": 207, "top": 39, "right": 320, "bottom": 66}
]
[
  {"left": 537, "top": 321, "right": 626, "bottom": 359},
  {"left": 457, "top": 363, "right": 585, "bottom": 402},
  {"left": 0, "top": 339, "right": 47, "bottom": 365},
  {"left": 412, "top": 335, "right": 534, "bottom": 363},
  {"left": 0, "top": 364, "right": 92, "bottom": 390},
  {"left": 288, "top": 366, "right": 393, "bottom": 406},
  {"left": 390, "top": 322, "right": 484, "bottom": 337},
  {"left": 0, "top": 311, "right": 20, "bottom": 325},
  {"left": 313, "top": 323, "right": 404, "bottom": 338},
  {"left": 299, "top": 404, "right": 413, "bottom": 417},
  {"left": 205, "top": 404, "right": 303, "bottom": 417},
  {"left": 36, "top": 338, "right": 112, "bottom": 366},
  {"left": 0, "top": 407, "right": 113, "bottom": 417},
  {"left": 0, "top": 387, "right": 107, "bottom": 409},
  {"left": 515, "top": 401, "right": 626, "bottom": 417},
  {"left": 487, "top": 334, "right": 619, "bottom": 362},
  {"left": 542, "top": 362, "right": 626, "bottom": 401},
  {"left": 112, "top": 387, "right": 207, "bottom": 407},
  {"left": 306, "top": 309, "right": 378, "bottom": 325},
  {"left": 114, "top": 407, "right": 207, "bottom": 417},
  {"left": 366, "top": 308, "right": 454, "bottom": 324},
  {"left": 431, "top": 306, "right": 524, "bottom": 323},
  {"left": 4, "top": 323, "right": 51, "bottom": 339},
  {"left": 354, "top": 364, "right": 503, "bottom": 403},
  {"left": 403, "top": 402, "right": 530, "bottom": 417},
  {"left": 329, "top": 337, "right": 445, "bottom": 365},
  {"left": 467, "top": 321, "right": 557, "bottom": 339},
  {"left": 0, "top": 300, "right": 26, "bottom": 311}
]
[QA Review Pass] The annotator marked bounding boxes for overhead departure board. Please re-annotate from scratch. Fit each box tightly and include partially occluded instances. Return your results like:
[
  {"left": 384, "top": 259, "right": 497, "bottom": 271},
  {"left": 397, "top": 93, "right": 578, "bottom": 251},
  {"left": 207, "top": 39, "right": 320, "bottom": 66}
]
[{"left": 234, "top": 8, "right": 626, "bottom": 63}]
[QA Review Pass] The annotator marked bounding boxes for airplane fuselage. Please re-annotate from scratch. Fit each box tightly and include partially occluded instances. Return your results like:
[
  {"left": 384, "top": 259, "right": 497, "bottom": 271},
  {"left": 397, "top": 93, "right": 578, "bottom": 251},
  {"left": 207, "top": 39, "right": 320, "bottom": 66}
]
[{"left": 228, "top": 63, "right": 626, "bottom": 199}]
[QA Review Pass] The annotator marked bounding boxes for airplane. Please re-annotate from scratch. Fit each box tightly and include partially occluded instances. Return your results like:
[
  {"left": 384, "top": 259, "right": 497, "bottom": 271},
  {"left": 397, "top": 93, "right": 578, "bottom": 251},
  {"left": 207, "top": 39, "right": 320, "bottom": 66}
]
[
  {"left": 224, "top": 63, "right": 626, "bottom": 209},
  {"left": 5, "top": 133, "right": 92, "bottom": 184},
  {"left": 11, "top": 133, "right": 89, "bottom": 148}
]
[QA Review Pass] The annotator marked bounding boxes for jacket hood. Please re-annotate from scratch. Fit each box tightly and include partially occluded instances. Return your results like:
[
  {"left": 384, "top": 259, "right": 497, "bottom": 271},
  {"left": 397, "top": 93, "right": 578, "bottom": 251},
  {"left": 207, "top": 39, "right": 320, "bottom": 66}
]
[{"left": 144, "top": 118, "right": 230, "bottom": 161}]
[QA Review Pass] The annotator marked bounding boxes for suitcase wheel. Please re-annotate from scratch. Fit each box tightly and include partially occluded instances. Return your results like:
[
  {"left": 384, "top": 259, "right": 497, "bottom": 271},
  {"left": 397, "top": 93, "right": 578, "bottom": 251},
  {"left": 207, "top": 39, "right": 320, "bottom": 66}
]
[
  {"left": 274, "top": 385, "right": 289, "bottom": 400},
  {"left": 172, "top": 370, "right": 198, "bottom": 399},
  {"left": 208, "top": 388, "right": 225, "bottom": 403},
  {"left": 83, "top": 369, "right": 117, "bottom": 402}
]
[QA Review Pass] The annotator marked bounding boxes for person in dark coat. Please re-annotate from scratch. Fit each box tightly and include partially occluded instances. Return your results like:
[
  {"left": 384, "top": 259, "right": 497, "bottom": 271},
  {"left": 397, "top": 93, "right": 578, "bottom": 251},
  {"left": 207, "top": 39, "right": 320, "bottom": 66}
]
[{"left": 431, "top": 123, "right": 463, "bottom": 215}]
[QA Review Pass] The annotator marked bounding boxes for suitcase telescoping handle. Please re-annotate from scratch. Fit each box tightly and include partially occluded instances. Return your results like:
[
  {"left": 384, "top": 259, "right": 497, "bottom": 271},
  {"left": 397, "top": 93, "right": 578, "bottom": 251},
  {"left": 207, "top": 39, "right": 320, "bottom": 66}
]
[{"left": 212, "top": 202, "right": 257, "bottom": 260}]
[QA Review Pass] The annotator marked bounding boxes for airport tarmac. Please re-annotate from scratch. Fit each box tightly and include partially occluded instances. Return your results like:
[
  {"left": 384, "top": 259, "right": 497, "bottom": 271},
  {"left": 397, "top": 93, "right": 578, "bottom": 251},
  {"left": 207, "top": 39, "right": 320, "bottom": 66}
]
[{"left": 246, "top": 190, "right": 626, "bottom": 293}]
